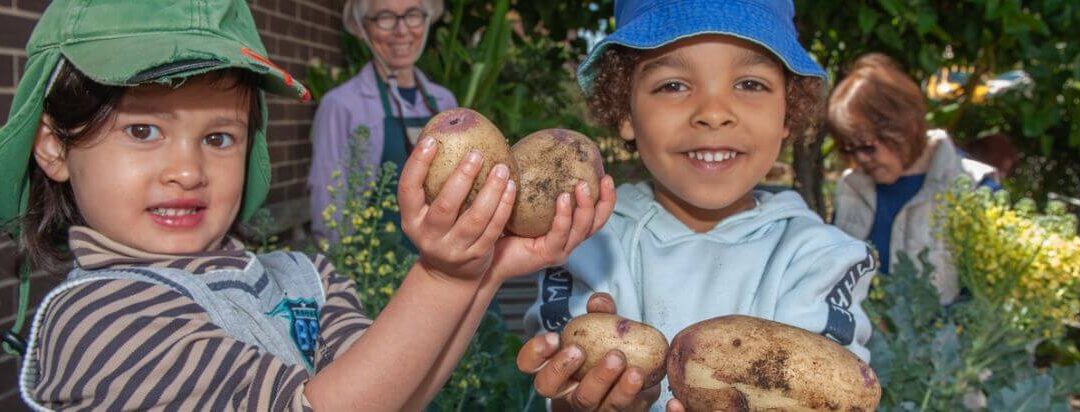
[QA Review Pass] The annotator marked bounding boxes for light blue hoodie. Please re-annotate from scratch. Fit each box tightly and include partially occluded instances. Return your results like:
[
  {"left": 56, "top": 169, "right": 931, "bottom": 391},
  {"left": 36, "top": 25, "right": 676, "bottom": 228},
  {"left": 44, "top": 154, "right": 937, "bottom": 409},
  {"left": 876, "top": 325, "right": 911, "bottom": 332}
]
[{"left": 524, "top": 182, "right": 877, "bottom": 409}]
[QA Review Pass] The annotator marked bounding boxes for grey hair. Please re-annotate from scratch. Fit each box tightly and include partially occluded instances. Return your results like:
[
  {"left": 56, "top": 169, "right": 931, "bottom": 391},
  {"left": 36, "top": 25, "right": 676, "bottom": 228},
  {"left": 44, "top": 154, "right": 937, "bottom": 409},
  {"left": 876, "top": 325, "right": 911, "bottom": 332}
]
[{"left": 343, "top": 0, "right": 444, "bottom": 36}]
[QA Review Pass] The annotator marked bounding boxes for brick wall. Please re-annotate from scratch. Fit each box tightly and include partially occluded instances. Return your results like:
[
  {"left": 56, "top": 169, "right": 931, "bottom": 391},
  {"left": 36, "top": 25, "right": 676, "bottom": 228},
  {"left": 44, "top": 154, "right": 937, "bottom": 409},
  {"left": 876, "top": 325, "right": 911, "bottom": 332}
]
[{"left": 0, "top": 0, "right": 345, "bottom": 408}]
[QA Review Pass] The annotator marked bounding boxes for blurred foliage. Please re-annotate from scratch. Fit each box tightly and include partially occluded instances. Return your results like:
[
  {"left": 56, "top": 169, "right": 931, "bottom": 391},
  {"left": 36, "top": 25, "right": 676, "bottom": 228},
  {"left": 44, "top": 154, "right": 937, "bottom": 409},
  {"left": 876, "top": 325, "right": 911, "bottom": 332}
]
[
  {"left": 867, "top": 250, "right": 1080, "bottom": 411},
  {"left": 797, "top": 0, "right": 1080, "bottom": 207},
  {"left": 937, "top": 179, "right": 1079, "bottom": 339},
  {"left": 867, "top": 178, "right": 1080, "bottom": 410}
]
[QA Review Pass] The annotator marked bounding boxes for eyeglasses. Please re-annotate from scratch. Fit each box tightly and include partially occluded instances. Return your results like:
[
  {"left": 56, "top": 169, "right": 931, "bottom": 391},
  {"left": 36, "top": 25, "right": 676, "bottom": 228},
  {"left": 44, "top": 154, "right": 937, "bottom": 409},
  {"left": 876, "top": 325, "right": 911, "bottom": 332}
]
[
  {"left": 839, "top": 141, "right": 877, "bottom": 156},
  {"left": 365, "top": 8, "right": 428, "bottom": 31}
]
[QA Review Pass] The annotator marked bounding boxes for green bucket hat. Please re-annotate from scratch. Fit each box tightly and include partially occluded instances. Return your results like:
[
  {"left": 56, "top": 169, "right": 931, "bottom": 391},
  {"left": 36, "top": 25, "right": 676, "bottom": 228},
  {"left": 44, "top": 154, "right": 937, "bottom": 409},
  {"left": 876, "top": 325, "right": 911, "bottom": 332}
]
[{"left": 0, "top": 0, "right": 311, "bottom": 236}]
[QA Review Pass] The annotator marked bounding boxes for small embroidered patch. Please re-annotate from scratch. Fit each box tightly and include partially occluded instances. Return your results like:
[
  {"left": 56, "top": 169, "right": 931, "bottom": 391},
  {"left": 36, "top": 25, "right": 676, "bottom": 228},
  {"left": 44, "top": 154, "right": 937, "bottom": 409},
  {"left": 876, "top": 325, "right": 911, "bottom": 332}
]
[{"left": 267, "top": 298, "right": 320, "bottom": 368}]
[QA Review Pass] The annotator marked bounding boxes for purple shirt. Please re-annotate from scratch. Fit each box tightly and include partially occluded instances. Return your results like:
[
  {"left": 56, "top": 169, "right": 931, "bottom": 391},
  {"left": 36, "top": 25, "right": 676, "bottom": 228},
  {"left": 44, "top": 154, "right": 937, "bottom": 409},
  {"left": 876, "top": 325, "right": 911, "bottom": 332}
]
[{"left": 307, "top": 63, "right": 458, "bottom": 239}]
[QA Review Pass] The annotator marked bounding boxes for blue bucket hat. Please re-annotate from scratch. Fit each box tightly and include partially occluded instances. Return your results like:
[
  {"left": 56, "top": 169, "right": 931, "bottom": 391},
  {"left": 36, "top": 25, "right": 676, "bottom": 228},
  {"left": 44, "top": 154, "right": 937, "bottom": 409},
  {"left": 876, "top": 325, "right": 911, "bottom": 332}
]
[{"left": 577, "top": 0, "right": 827, "bottom": 94}]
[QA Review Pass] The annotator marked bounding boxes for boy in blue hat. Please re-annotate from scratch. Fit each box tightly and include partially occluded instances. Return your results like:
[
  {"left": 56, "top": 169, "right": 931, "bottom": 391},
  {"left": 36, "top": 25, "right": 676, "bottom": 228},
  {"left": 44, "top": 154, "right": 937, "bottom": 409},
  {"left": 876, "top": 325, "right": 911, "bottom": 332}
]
[{"left": 516, "top": 0, "right": 877, "bottom": 409}]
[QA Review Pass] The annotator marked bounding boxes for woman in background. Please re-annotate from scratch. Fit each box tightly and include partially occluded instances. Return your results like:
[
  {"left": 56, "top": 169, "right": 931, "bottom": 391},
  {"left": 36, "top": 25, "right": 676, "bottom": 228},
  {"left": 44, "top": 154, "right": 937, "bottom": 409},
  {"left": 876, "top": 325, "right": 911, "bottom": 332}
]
[
  {"left": 308, "top": 0, "right": 457, "bottom": 242},
  {"left": 828, "top": 53, "right": 999, "bottom": 304}
]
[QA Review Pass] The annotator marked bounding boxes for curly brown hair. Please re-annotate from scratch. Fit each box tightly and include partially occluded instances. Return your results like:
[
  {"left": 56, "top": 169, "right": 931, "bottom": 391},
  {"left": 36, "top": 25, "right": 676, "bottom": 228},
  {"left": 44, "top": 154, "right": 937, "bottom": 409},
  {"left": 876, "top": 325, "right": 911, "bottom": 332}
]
[{"left": 584, "top": 45, "right": 826, "bottom": 149}]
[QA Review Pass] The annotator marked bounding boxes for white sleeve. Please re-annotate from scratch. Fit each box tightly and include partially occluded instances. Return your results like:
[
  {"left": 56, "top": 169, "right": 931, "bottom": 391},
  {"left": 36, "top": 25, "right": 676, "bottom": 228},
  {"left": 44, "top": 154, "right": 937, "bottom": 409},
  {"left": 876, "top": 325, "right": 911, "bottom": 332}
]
[{"left": 773, "top": 241, "right": 878, "bottom": 362}]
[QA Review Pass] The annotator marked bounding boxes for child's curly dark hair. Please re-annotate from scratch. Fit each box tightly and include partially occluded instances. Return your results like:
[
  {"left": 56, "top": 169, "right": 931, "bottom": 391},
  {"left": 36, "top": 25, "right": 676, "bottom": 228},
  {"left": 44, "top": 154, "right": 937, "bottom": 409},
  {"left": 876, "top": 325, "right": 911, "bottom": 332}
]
[{"left": 585, "top": 45, "right": 826, "bottom": 148}]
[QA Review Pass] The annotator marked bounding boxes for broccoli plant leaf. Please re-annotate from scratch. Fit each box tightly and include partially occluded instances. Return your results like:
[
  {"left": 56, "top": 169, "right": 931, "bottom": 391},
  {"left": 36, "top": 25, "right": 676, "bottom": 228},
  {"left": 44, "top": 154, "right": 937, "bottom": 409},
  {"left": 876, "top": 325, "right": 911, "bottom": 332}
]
[
  {"left": 987, "top": 373, "right": 1053, "bottom": 411},
  {"left": 1050, "top": 363, "right": 1080, "bottom": 397}
]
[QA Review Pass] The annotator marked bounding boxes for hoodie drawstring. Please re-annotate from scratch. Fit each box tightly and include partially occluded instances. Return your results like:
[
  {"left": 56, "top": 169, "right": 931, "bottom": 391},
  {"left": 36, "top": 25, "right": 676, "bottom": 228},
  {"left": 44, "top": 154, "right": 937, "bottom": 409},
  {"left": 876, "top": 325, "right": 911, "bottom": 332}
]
[{"left": 628, "top": 206, "right": 659, "bottom": 321}]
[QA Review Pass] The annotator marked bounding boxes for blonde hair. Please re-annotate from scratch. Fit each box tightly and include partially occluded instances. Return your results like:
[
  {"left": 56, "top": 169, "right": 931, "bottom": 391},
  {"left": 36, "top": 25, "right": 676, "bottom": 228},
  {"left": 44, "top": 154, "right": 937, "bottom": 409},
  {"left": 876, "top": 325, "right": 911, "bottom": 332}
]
[{"left": 343, "top": 0, "right": 444, "bottom": 36}]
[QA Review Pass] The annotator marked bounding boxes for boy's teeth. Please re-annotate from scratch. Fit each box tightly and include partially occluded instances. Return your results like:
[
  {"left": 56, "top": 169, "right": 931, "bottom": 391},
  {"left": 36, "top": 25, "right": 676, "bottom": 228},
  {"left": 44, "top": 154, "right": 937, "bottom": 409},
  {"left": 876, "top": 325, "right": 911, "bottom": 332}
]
[
  {"left": 150, "top": 208, "right": 199, "bottom": 217},
  {"left": 688, "top": 150, "right": 737, "bottom": 162}
]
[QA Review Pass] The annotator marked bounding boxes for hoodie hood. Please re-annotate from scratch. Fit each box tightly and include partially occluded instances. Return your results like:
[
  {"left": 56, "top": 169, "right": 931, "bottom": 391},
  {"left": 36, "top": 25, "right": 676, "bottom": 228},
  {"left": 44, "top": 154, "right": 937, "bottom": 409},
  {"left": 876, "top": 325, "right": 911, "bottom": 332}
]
[{"left": 613, "top": 182, "right": 822, "bottom": 245}]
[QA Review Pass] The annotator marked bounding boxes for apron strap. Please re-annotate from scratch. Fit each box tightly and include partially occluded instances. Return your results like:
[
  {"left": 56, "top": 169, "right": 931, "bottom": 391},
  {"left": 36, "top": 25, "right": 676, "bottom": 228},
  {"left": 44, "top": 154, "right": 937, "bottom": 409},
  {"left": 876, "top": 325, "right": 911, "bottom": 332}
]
[{"left": 374, "top": 71, "right": 440, "bottom": 117}]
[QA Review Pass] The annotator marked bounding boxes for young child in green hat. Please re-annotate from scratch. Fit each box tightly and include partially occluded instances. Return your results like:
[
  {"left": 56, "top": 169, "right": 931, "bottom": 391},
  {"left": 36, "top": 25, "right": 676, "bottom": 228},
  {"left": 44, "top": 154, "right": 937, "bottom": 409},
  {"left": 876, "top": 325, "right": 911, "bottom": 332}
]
[{"left": 0, "top": 0, "right": 614, "bottom": 409}]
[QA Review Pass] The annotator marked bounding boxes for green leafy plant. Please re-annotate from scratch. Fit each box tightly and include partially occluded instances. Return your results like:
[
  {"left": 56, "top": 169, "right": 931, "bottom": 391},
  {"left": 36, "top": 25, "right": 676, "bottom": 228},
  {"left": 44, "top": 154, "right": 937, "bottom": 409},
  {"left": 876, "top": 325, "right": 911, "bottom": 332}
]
[
  {"left": 317, "top": 126, "right": 411, "bottom": 314},
  {"left": 867, "top": 180, "right": 1080, "bottom": 411},
  {"left": 868, "top": 251, "right": 1080, "bottom": 411}
]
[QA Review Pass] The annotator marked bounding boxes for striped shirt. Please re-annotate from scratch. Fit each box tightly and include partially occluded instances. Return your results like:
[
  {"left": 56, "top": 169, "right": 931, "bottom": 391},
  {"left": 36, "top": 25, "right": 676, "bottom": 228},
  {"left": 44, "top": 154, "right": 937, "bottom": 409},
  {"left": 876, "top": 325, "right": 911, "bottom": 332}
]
[{"left": 26, "top": 227, "right": 372, "bottom": 411}]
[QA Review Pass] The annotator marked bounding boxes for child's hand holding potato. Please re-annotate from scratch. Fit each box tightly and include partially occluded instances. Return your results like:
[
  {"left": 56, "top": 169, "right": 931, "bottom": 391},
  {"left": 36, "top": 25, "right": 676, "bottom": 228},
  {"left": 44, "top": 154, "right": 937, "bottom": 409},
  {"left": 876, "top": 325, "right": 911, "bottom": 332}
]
[{"left": 517, "top": 293, "right": 663, "bottom": 411}]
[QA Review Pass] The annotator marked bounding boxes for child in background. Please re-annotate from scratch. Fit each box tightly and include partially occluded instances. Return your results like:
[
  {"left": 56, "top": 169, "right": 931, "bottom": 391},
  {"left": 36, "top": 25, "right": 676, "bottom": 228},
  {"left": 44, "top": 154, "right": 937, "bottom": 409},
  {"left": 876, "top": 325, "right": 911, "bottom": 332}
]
[
  {"left": 516, "top": 0, "right": 877, "bottom": 410},
  {"left": 0, "top": 0, "right": 614, "bottom": 410}
]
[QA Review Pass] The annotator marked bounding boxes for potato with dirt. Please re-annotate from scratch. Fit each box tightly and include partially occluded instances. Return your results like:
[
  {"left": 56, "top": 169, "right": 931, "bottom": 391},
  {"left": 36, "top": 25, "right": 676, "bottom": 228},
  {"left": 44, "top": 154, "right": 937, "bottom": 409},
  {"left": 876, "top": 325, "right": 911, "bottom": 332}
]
[
  {"left": 560, "top": 313, "right": 669, "bottom": 388},
  {"left": 420, "top": 108, "right": 518, "bottom": 208},
  {"left": 508, "top": 128, "right": 604, "bottom": 237},
  {"left": 667, "top": 315, "right": 881, "bottom": 411}
]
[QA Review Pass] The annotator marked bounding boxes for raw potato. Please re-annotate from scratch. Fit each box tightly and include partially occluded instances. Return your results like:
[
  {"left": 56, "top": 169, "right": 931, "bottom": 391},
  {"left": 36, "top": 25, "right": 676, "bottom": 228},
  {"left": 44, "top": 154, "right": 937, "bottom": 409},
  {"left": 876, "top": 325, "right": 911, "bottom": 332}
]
[
  {"left": 508, "top": 129, "right": 604, "bottom": 237},
  {"left": 560, "top": 313, "right": 669, "bottom": 388},
  {"left": 421, "top": 108, "right": 518, "bottom": 208},
  {"left": 667, "top": 315, "right": 881, "bottom": 412}
]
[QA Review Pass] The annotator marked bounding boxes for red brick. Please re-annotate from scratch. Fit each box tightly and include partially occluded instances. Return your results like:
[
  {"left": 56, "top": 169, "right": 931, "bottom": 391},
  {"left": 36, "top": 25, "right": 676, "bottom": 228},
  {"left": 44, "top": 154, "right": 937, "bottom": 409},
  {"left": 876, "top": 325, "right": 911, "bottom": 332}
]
[
  {"left": 286, "top": 103, "right": 311, "bottom": 121},
  {"left": 267, "top": 187, "right": 287, "bottom": 204},
  {"left": 28, "top": 272, "right": 62, "bottom": 306},
  {"left": 272, "top": 164, "right": 294, "bottom": 183},
  {"left": 0, "top": 14, "right": 35, "bottom": 50},
  {"left": 270, "top": 15, "right": 289, "bottom": 34},
  {"left": 16, "top": 56, "right": 27, "bottom": 84},
  {"left": 16, "top": 0, "right": 48, "bottom": 13},
  {"left": 251, "top": 8, "right": 271, "bottom": 30},
  {"left": 278, "top": 0, "right": 297, "bottom": 15},
  {"left": 288, "top": 21, "right": 309, "bottom": 40},
  {"left": 277, "top": 38, "right": 298, "bottom": 60},
  {"left": 0, "top": 356, "right": 21, "bottom": 410},
  {"left": 0, "top": 55, "right": 13, "bottom": 87},
  {"left": 269, "top": 102, "right": 286, "bottom": 119},
  {"left": 269, "top": 144, "right": 289, "bottom": 163},
  {"left": 0, "top": 282, "right": 13, "bottom": 318},
  {"left": 294, "top": 142, "right": 312, "bottom": 160},
  {"left": 299, "top": 4, "right": 324, "bottom": 27},
  {"left": 0, "top": 236, "right": 17, "bottom": 279},
  {"left": 0, "top": 94, "right": 13, "bottom": 124},
  {"left": 258, "top": 0, "right": 279, "bottom": 12}
]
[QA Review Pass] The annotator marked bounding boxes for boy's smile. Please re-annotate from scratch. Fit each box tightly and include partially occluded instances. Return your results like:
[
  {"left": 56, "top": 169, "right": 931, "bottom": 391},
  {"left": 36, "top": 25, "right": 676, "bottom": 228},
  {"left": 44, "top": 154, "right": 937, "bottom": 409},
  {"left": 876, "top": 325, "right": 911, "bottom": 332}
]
[
  {"left": 41, "top": 75, "right": 251, "bottom": 254},
  {"left": 620, "top": 35, "right": 790, "bottom": 232}
]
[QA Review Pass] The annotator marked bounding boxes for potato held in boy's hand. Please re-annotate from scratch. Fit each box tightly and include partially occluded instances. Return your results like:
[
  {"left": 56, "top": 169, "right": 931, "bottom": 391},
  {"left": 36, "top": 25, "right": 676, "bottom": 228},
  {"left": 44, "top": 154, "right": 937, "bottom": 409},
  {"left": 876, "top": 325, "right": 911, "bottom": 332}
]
[
  {"left": 560, "top": 313, "right": 669, "bottom": 388},
  {"left": 508, "top": 129, "right": 604, "bottom": 237},
  {"left": 667, "top": 315, "right": 881, "bottom": 412},
  {"left": 421, "top": 108, "right": 518, "bottom": 207}
]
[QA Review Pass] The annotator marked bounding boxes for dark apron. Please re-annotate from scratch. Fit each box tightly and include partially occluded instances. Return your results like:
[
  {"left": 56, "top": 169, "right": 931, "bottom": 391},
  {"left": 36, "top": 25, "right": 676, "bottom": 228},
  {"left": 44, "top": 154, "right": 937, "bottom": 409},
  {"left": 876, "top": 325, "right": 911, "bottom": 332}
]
[
  {"left": 375, "top": 75, "right": 505, "bottom": 322},
  {"left": 375, "top": 74, "right": 438, "bottom": 252}
]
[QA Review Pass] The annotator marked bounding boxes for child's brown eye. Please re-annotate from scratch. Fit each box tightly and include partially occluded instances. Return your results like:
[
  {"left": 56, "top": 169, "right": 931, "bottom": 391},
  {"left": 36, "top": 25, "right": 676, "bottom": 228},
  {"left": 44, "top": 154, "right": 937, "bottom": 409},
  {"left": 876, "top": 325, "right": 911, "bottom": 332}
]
[
  {"left": 735, "top": 80, "right": 769, "bottom": 92},
  {"left": 204, "top": 133, "right": 236, "bottom": 148},
  {"left": 124, "top": 124, "right": 162, "bottom": 141},
  {"left": 654, "top": 81, "right": 688, "bottom": 93}
]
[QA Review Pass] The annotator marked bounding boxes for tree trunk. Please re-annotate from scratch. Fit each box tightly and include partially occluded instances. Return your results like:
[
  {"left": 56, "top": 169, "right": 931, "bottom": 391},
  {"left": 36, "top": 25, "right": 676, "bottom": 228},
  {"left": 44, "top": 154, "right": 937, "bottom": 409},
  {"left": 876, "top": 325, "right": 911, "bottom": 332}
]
[{"left": 793, "top": 128, "right": 827, "bottom": 218}]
